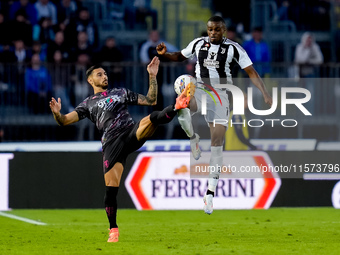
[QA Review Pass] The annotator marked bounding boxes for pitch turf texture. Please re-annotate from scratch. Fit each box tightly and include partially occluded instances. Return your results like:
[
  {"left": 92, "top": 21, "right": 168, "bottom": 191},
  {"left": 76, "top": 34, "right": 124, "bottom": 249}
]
[{"left": 1, "top": 208, "right": 339, "bottom": 255}]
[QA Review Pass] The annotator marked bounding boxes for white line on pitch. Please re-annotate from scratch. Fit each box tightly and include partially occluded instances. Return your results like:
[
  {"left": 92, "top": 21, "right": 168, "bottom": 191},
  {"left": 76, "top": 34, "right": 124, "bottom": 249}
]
[
  {"left": 0, "top": 212, "right": 47, "bottom": 225},
  {"left": 303, "top": 173, "right": 340, "bottom": 180}
]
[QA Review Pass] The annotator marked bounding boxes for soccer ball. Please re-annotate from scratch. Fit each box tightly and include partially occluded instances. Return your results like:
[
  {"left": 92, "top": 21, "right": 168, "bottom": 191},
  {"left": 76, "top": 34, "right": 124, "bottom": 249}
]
[{"left": 174, "top": 74, "right": 196, "bottom": 95}]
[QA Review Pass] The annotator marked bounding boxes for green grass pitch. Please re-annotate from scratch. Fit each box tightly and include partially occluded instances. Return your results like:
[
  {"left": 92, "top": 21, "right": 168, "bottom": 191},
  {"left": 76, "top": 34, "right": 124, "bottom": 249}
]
[{"left": 1, "top": 208, "right": 339, "bottom": 255}]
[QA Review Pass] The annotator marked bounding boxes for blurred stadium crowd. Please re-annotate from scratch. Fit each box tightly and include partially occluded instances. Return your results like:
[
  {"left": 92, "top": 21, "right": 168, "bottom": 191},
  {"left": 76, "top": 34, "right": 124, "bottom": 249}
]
[{"left": 0, "top": 0, "right": 339, "bottom": 143}]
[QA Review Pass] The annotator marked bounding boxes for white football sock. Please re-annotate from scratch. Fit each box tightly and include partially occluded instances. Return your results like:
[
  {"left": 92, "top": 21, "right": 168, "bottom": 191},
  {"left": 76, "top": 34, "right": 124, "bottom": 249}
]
[
  {"left": 208, "top": 146, "right": 223, "bottom": 192},
  {"left": 177, "top": 108, "right": 194, "bottom": 138}
]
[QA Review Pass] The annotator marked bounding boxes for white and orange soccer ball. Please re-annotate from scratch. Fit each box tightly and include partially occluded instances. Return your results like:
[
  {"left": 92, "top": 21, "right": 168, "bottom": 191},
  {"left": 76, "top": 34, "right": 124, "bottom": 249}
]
[{"left": 173, "top": 74, "right": 196, "bottom": 95}]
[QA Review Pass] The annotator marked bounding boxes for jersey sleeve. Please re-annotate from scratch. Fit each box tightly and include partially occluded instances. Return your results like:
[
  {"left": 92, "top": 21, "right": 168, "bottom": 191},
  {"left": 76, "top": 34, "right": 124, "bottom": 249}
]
[
  {"left": 233, "top": 43, "right": 253, "bottom": 69},
  {"left": 74, "top": 98, "right": 89, "bottom": 120},
  {"left": 180, "top": 37, "right": 203, "bottom": 59},
  {"left": 124, "top": 88, "right": 138, "bottom": 105}
]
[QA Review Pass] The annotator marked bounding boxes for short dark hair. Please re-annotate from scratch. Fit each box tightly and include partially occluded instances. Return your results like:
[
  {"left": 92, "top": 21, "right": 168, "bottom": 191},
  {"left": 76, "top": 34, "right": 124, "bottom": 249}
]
[
  {"left": 208, "top": 16, "right": 226, "bottom": 25},
  {"left": 86, "top": 64, "right": 104, "bottom": 79}
]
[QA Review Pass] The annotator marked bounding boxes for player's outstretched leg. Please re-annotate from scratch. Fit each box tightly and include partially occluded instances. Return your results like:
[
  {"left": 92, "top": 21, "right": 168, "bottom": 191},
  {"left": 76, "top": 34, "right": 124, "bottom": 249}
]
[
  {"left": 146, "top": 82, "right": 193, "bottom": 129},
  {"left": 137, "top": 84, "right": 194, "bottom": 141},
  {"left": 177, "top": 108, "right": 193, "bottom": 137},
  {"left": 178, "top": 108, "right": 201, "bottom": 160},
  {"left": 190, "top": 133, "right": 201, "bottom": 160},
  {"left": 176, "top": 83, "right": 201, "bottom": 159}
]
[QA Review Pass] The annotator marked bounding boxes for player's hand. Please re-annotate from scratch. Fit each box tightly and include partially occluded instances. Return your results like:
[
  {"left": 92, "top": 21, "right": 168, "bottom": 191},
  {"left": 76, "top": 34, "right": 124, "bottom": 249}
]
[
  {"left": 147, "top": 56, "right": 160, "bottom": 77},
  {"left": 49, "top": 97, "right": 62, "bottom": 114},
  {"left": 263, "top": 93, "right": 273, "bottom": 106},
  {"left": 156, "top": 42, "right": 167, "bottom": 55}
]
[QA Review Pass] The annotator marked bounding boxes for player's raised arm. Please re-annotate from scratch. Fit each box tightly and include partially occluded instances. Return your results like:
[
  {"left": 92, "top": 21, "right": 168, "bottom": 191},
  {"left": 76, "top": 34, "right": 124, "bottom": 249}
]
[
  {"left": 244, "top": 65, "right": 273, "bottom": 106},
  {"left": 137, "top": 56, "right": 159, "bottom": 106},
  {"left": 156, "top": 42, "right": 187, "bottom": 62},
  {"left": 49, "top": 97, "right": 79, "bottom": 126}
]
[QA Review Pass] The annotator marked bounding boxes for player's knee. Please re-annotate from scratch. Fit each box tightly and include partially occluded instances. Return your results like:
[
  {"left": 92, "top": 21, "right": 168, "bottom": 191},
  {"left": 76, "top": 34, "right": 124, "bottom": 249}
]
[
  {"left": 211, "top": 138, "right": 224, "bottom": 147},
  {"left": 105, "top": 179, "right": 120, "bottom": 187},
  {"left": 105, "top": 173, "right": 121, "bottom": 186},
  {"left": 104, "top": 163, "right": 123, "bottom": 187},
  {"left": 190, "top": 97, "right": 198, "bottom": 112}
]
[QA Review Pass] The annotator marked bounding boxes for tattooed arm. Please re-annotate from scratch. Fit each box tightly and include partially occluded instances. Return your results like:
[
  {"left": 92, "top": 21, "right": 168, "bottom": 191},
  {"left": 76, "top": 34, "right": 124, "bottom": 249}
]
[
  {"left": 137, "top": 74, "right": 158, "bottom": 106},
  {"left": 138, "top": 56, "right": 160, "bottom": 106}
]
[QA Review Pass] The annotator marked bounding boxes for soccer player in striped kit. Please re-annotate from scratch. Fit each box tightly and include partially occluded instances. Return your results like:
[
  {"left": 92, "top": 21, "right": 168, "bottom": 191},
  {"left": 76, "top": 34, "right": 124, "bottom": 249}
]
[{"left": 157, "top": 16, "right": 272, "bottom": 214}]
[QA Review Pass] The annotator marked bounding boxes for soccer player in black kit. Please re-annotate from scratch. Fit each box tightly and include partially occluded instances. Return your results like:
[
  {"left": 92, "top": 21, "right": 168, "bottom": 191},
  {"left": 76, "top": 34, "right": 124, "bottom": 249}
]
[{"left": 49, "top": 57, "right": 192, "bottom": 242}]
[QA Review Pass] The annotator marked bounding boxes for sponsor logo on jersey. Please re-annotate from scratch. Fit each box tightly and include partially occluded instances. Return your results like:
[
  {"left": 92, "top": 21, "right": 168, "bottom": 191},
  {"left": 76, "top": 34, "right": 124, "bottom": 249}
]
[
  {"left": 203, "top": 59, "right": 219, "bottom": 68},
  {"left": 98, "top": 95, "right": 120, "bottom": 110},
  {"left": 209, "top": 52, "right": 216, "bottom": 59}
]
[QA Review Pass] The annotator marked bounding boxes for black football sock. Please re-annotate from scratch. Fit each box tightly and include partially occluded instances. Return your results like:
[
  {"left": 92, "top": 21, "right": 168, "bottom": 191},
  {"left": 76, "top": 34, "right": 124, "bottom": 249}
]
[
  {"left": 104, "top": 186, "right": 119, "bottom": 229},
  {"left": 207, "top": 189, "right": 215, "bottom": 197},
  {"left": 150, "top": 104, "right": 177, "bottom": 125}
]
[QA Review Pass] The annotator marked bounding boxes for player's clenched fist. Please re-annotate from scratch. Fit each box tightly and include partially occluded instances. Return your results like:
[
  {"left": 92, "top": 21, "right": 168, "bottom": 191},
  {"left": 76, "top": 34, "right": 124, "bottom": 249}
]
[{"left": 156, "top": 42, "right": 167, "bottom": 55}]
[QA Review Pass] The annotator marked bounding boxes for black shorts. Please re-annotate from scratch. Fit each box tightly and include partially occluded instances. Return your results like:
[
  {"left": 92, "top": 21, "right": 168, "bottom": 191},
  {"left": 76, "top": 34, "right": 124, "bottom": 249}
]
[{"left": 102, "top": 121, "right": 146, "bottom": 173}]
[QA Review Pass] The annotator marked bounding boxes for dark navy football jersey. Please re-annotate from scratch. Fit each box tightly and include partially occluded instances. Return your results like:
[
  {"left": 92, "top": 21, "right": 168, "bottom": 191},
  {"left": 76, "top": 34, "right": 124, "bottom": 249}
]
[{"left": 75, "top": 88, "right": 138, "bottom": 146}]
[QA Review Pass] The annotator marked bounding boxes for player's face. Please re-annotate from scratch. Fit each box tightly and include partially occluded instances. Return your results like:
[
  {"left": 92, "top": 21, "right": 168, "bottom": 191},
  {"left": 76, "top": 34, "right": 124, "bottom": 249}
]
[
  {"left": 207, "top": 21, "right": 226, "bottom": 44},
  {"left": 90, "top": 68, "right": 108, "bottom": 89}
]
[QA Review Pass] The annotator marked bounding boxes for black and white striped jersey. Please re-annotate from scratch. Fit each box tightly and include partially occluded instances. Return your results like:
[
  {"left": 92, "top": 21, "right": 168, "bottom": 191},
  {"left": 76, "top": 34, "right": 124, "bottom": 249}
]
[{"left": 181, "top": 36, "right": 252, "bottom": 86}]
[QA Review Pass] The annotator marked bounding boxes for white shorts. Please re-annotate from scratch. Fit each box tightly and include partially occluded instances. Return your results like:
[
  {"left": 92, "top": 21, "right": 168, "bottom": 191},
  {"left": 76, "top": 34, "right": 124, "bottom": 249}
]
[{"left": 192, "top": 88, "right": 230, "bottom": 126}]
